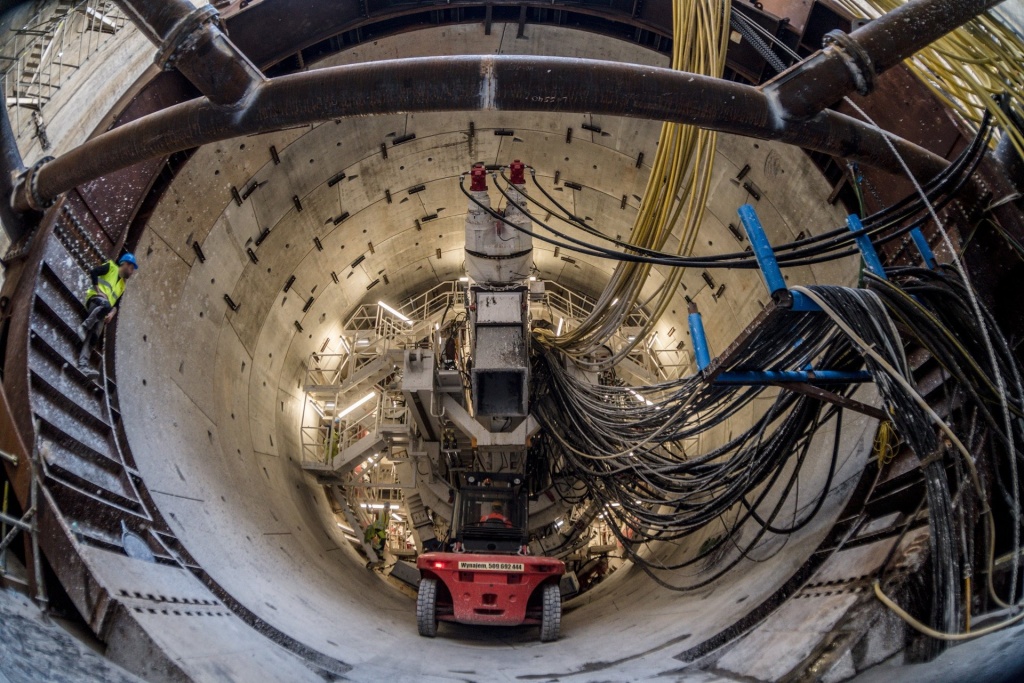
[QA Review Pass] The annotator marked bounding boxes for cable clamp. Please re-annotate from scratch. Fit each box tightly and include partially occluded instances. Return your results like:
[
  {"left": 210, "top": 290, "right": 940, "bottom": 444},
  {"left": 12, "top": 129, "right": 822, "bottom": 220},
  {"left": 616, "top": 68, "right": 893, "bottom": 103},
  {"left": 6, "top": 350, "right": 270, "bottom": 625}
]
[
  {"left": 823, "top": 30, "right": 875, "bottom": 97},
  {"left": 21, "top": 155, "right": 56, "bottom": 212}
]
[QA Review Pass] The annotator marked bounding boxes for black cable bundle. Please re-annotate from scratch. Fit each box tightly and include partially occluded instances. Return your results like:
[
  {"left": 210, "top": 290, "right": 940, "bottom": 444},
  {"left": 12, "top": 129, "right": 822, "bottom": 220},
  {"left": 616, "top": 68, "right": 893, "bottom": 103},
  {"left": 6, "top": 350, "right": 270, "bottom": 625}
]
[
  {"left": 866, "top": 266, "right": 1024, "bottom": 617},
  {"left": 529, "top": 307, "right": 862, "bottom": 590},
  {"left": 803, "top": 285, "right": 963, "bottom": 646},
  {"left": 457, "top": 113, "right": 993, "bottom": 273}
]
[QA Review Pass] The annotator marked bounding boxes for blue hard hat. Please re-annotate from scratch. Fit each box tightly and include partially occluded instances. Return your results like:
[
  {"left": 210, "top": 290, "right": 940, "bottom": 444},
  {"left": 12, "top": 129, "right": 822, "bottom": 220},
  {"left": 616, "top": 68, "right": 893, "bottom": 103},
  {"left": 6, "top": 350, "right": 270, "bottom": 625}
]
[{"left": 118, "top": 253, "right": 138, "bottom": 269}]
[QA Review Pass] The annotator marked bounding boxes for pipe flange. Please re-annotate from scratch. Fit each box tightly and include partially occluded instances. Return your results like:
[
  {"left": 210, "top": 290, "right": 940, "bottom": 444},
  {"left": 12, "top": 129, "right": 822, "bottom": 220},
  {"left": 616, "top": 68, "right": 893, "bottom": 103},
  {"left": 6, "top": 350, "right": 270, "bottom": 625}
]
[
  {"left": 154, "top": 5, "right": 221, "bottom": 72},
  {"left": 23, "top": 155, "right": 56, "bottom": 212},
  {"left": 823, "top": 29, "right": 875, "bottom": 97}
]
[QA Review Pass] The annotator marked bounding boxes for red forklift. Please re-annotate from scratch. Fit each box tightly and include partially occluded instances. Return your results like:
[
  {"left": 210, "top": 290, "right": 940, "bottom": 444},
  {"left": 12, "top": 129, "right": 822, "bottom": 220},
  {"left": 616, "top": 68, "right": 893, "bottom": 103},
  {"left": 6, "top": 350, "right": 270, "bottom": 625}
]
[{"left": 415, "top": 473, "right": 565, "bottom": 641}]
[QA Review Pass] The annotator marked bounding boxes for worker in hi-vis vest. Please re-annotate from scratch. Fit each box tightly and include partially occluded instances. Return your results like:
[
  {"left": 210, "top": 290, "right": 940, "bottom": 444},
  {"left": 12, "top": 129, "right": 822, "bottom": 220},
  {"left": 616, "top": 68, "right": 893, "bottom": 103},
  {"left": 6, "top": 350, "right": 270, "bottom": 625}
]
[{"left": 77, "top": 253, "right": 138, "bottom": 376}]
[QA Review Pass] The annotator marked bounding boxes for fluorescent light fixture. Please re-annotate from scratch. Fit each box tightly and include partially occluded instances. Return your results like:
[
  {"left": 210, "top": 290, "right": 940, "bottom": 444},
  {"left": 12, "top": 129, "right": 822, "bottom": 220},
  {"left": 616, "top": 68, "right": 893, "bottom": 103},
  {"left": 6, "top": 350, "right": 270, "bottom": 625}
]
[
  {"left": 435, "top": 323, "right": 440, "bottom": 330},
  {"left": 611, "top": 298, "right": 619, "bottom": 306},
  {"left": 554, "top": 519, "right": 564, "bottom": 529},
  {"left": 360, "top": 503, "right": 386, "bottom": 509},
  {"left": 378, "top": 300, "right": 413, "bottom": 325},
  {"left": 391, "top": 513, "right": 403, "bottom": 521},
  {"left": 356, "top": 338, "right": 370, "bottom": 346},
  {"left": 337, "top": 391, "right": 375, "bottom": 419},
  {"left": 529, "top": 276, "right": 537, "bottom": 281},
  {"left": 325, "top": 402, "right": 336, "bottom": 408},
  {"left": 556, "top": 317, "right": 564, "bottom": 336},
  {"left": 459, "top": 276, "right": 469, "bottom": 282}
]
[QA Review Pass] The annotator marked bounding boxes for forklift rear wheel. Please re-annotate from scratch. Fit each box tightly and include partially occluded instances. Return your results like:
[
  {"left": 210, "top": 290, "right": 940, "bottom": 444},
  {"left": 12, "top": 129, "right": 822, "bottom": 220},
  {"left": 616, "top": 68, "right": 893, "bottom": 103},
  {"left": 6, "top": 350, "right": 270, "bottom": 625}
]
[
  {"left": 539, "top": 582, "right": 561, "bottom": 642},
  {"left": 417, "top": 577, "right": 439, "bottom": 637}
]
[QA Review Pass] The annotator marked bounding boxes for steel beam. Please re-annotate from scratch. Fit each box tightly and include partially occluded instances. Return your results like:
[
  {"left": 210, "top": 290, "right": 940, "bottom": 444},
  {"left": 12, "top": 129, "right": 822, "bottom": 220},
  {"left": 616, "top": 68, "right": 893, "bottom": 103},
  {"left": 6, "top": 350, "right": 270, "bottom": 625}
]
[
  {"left": 769, "top": 382, "right": 886, "bottom": 421},
  {"left": 10, "top": 55, "right": 949, "bottom": 213},
  {"left": 113, "top": 0, "right": 264, "bottom": 109},
  {"left": 765, "top": 0, "right": 1006, "bottom": 119}
]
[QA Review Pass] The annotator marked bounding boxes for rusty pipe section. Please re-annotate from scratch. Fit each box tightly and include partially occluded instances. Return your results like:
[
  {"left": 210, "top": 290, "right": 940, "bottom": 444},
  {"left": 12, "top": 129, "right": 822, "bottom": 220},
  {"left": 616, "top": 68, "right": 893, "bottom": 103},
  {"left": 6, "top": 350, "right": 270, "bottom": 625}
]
[
  {"left": 0, "top": 77, "right": 36, "bottom": 241},
  {"left": 113, "top": 0, "right": 264, "bottom": 109},
  {"left": 765, "top": 0, "right": 1006, "bottom": 120},
  {"left": 10, "top": 56, "right": 949, "bottom": 213}
]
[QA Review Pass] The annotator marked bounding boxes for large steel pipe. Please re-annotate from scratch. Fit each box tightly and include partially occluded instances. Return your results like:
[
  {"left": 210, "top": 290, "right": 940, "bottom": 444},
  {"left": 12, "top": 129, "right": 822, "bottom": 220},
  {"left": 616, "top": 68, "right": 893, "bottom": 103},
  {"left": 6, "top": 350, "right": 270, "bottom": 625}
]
[
  {"left": 765, "top": 0, "right": 1006, "bottom": 119},
  {"left": 0, "top": 79, "right": 32, "bottom": 242},
  {"left": 113, "top": 0, "right": 264, "bottom": 108},
  {"left": 10, "top": 56, "right": 948, "bottom": 213}
]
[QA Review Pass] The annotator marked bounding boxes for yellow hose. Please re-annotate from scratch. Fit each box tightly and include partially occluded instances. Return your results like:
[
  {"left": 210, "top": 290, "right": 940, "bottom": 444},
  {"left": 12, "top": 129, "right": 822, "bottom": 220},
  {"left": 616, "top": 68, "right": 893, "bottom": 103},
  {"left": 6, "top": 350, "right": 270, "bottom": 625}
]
[
  {"left": 873, "top": 580, "right": 1024, "bottom": 641},
  {"left": 832, "top": 0, "right": 1024, "bottom": 162},
  {"left": 535, "top": 0, "right": 731, "bottom": 365}
]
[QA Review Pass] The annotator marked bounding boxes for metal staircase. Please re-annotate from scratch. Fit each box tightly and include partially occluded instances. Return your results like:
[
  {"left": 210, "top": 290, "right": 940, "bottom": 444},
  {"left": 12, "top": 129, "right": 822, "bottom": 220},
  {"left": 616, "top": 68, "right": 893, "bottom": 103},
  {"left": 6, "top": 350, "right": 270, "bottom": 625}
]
[
  {"left": 3, "top": 1, "right": 129, "bottom": 138},
  {"left": 26, "top": 206, "right": 172, "bottom": 556}
]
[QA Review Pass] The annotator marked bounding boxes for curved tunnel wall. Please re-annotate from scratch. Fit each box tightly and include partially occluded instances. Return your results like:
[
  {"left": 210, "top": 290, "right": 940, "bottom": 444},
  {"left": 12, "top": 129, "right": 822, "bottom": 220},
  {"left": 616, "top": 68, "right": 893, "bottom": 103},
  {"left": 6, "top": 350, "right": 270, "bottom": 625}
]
[{"left": 109, "top": 22, "right": 877, "bottom": 679}]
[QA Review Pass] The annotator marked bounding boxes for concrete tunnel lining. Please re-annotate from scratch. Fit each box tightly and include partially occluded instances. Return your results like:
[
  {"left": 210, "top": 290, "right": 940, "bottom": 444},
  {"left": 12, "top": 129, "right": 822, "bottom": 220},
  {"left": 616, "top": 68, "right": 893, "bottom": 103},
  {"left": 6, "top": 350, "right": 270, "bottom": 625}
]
[{"left": 109, "top": 23, "right": 879, "bottom": 679}]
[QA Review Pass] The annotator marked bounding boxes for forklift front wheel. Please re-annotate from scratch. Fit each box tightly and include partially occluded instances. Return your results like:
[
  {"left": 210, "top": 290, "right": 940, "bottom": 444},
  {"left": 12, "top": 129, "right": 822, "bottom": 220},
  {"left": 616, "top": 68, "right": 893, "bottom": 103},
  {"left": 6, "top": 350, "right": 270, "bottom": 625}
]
[
  {"left": 539, "top": 582, "right": 561, "bottom": 642},
  {"left": 417, "top": 577, "right": 439, "bottom": 637}
]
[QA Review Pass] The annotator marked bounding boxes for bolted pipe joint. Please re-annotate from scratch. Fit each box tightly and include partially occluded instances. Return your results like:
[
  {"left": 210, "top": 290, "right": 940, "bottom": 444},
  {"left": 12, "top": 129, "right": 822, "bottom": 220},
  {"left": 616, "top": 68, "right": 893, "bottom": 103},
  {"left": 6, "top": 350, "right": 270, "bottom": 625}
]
[
  {"left": 115, "top": 0, "right": 265, "bottom": 109},
  {"left": 765, "top": 0, "right": 1005, "bottom": 121},
  {"left": 822, "top": 30, "right": 875, "bottom": 97}
]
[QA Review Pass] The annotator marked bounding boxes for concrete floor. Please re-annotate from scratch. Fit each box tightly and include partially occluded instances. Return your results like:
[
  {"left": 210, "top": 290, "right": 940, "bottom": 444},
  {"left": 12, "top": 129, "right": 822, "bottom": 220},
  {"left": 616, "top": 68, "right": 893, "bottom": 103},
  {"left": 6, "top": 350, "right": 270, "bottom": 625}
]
[
  {"left": 851, "top": 619, "right": 1024, "bottom": 683},
  {"left": 0, "top": 588, "right": 142, "bottom": 683}
]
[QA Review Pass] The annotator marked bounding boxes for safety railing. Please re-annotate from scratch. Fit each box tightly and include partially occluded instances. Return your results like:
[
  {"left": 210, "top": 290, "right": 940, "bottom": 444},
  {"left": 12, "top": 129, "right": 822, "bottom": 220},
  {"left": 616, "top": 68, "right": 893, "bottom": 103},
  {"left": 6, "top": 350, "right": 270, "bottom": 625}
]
[
  {"left": 540, "top": 280, "right": 674, "bottom": 382},
  {"left": 301, "top": 388, "right": 411, "bottom": 466},
  {"left": 1, "top": 0, "right": 130, "bottom": 144}
]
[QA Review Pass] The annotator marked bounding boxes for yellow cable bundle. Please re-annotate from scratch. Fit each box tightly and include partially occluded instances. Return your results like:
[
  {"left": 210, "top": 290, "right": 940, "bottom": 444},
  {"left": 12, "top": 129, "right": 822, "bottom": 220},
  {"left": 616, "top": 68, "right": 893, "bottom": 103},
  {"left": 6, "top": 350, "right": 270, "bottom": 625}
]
[
  {"left": 832, "top": 0, "right": 1024, "bottom": 162},
  {"left": 872, "top": 420, "right": 899, "bottom": 467},
  {"left": 535, "top": 0, "right": 731, "bottom": 367}
]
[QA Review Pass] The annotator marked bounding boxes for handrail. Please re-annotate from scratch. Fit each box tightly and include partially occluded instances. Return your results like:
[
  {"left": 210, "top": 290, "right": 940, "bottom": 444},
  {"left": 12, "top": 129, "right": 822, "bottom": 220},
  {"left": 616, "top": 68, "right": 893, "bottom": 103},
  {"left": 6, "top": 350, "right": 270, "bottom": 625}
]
[{"left": 2, "top": 1, "right": 129, "bottom": 143}]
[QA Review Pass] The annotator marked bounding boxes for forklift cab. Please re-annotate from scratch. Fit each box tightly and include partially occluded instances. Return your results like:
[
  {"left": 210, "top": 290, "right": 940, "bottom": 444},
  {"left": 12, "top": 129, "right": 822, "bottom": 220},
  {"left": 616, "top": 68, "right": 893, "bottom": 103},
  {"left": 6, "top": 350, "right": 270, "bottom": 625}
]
[{"left": 451, "top": 473, "right": 528, "bottom": 554}]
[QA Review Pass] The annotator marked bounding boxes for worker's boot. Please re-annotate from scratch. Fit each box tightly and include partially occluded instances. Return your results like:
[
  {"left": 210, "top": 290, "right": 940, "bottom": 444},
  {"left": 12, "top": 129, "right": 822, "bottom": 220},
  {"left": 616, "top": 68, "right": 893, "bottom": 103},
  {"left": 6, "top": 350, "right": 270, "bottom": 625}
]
[{"left": 77, "top": 341, "right": 98, "bottom": 378}]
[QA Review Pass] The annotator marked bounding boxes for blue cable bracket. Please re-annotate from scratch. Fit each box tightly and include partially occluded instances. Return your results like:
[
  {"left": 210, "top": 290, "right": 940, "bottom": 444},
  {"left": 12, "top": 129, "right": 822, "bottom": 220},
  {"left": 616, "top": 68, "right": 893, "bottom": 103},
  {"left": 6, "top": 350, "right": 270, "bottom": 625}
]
[
  {"left": 684, "top": 205, "right": 873, "bottom": 386},
  {"left": 847, "top": 214, "right": 887, "bottom": 279},
  {"left": 909, "top": 227, "right": 938, "bottom": 269}
]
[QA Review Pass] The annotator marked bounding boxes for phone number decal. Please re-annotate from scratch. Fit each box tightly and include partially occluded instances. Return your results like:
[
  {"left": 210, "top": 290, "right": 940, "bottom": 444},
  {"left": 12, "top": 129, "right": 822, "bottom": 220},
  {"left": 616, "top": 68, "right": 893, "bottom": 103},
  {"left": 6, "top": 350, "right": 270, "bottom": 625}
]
[{"left": 457, "top": 561, "right": 525, "bottom": 572}]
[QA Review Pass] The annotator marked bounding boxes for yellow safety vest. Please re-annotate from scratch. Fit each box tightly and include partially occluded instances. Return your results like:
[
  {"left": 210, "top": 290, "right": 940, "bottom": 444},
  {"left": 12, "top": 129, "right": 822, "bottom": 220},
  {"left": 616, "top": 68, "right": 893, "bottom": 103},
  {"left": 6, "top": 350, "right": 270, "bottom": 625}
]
[{"left": 85, "top": 260, "right": 126, "bottom": 306}]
